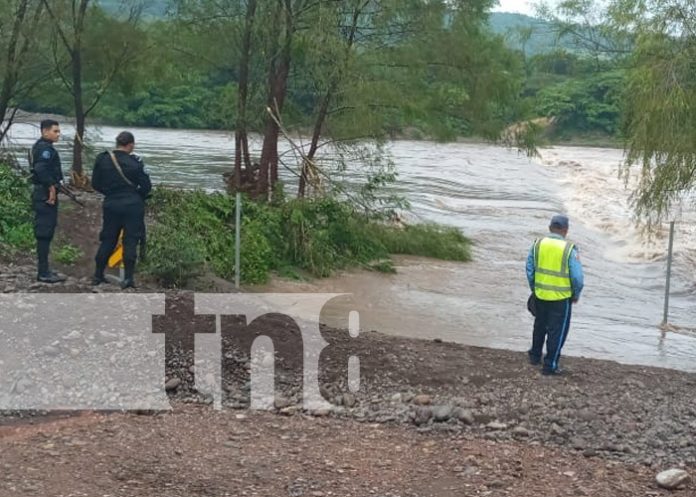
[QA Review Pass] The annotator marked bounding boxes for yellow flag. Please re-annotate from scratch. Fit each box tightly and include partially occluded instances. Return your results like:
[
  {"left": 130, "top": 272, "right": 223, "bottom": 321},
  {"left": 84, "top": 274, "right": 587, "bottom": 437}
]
[{"left": 108, "top": 230, "right": 125, "bottom": 268}]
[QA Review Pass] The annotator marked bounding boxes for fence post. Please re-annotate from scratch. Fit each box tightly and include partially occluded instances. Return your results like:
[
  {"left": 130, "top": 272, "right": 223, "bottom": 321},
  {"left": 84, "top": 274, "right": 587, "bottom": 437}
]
[
  {"left": 662, "top": 221, "right": 675, "bottom": 326},
  {"left": 235, "top": 192, "right": 242, "bottom": 290}
]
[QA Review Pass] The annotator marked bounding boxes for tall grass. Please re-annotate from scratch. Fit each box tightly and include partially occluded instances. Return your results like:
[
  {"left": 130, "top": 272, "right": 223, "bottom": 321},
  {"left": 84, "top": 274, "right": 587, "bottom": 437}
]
[{"left": 143, "top": 188, "right": 472, "bottom": 288}]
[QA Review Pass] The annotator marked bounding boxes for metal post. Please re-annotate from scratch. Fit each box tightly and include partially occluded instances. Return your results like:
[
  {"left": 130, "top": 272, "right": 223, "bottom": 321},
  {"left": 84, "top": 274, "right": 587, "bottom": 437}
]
[
  {"left": 235, "top": 192, "right": 242, "bottom": 290},
  {"left": 662, "top": 221, "right": 675, "bottom": 326}
]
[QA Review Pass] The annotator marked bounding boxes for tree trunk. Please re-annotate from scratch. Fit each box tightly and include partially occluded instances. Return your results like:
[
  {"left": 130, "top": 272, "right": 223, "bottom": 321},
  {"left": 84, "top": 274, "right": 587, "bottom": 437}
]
[
  {"left": 298, "top": 2, "right": 364, "bottom": 198},
  {"left": 234, "top": 0, "right": 257, "bottom": 190},
  {"left": 298, "top": 89, "right": 332, "bottom": 198},
  {"left": 71, "top": 0, "right": 89, "bottom": 182},
  {"left": 72, "top": 49, "right": 85, "bottom": 177},
  {"left": 242, "top": 130, "right": 251, "bottom": 170},
  {"left": 0, "top": 0, "right": 30, "bottom": 144},
  {"left": 267, "top": 49, "right": 291, "bottom": 190},
  {"left": 258, "top": 0, "right": 293, "bottom": 200}
]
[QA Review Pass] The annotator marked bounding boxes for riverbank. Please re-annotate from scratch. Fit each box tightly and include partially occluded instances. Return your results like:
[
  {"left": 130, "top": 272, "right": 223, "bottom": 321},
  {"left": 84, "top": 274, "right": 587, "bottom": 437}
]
[
  {"left": 1, "top": 212, "right": 694, "bottom": 493},
  {"left": 1, "top": 145, "right": 694, "bottom": 494},
  {"left": 0, "top": 171, "right": 472, "bottom": 288},
  {"left": 0, "top": 281, "right": 694, "bottom": 495},
  {"left": 3, "top": 277, "right": 696, "bottom": 469},
  {"left": 6, "top": 108, "right": 623, "bottom": 150}
]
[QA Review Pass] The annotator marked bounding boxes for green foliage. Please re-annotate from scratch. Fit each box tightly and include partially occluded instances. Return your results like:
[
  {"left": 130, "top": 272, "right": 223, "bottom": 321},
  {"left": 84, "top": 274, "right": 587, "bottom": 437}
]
[
  {"left": 369, "top": 224, "right": 472, "bottom": 262},
  {"left": 142, "top": 188, "right": 472, "bottom": 287},
  {"left": 369, "top": 260, "right": 397, "bottom": 274},
  {"left": 279, "top": 198, "right": 384, "bottom": 277},
  {"left": 142, "top": 189, "right": 233, "bottom": 286},
  {"left": 525, "top": 0, "right": 696, "bottom": 224},
  {"left": 55, "top": 244, "right": 83, "bottom": 265},
  {"left": 14, "top": 0, "right": 531, "bottom": 144},
  {"left": 240, "top": 217, "right": 275, "bottom": 284},
  {"left": 618, "top": 5, "right": 696, "bottom": 225},
  {"left": 0, "top": 163, "right": 33, "bottom": 253},
  {"left": 99, "top": 80, "right": 237, "bottom": 129},
  {"left": 536, "top": 70, "right": 624, "bottom": 136},
  {"left": 17, "top": 1, "right": 151, "bottom": 127},
  {"left": 141, "top": 222, "right": 207, "bottom": 287}
]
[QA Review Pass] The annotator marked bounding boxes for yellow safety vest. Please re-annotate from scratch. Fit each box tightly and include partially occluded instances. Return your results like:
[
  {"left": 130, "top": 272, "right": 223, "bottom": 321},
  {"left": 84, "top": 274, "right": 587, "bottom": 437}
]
[{"left": 533, "top": 237, "right": 574, "bottom": 301}]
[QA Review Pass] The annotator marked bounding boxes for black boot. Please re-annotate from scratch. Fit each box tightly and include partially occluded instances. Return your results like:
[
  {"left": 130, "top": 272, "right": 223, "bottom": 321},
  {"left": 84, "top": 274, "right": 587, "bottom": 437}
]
[
  {"left": 37, "top": 238, "right": 50, "bottom": 278},
  {"left": 121, "top": 260, "right": 136, "bottom": 289},
  {"left": 92, "top": 260, "right": 107, "bottom": 286},
  {"left": 37, "top": 273, "right": 65, "bottom": 284}
]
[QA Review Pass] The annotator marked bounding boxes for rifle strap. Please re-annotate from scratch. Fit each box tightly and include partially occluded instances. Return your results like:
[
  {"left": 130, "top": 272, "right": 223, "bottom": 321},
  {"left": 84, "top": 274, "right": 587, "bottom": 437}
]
[{"left": 107, "top": 151, "right": 135, "bottom": 188}]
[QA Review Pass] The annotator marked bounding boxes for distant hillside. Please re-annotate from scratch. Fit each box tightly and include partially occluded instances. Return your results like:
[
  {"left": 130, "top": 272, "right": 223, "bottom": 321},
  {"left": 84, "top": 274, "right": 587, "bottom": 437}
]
[
  {"left": 489, "top": 12, "right": 571, "bottom": 55},
  {"left": 95, "top": 4, "right": 568, "bottom": 55}
]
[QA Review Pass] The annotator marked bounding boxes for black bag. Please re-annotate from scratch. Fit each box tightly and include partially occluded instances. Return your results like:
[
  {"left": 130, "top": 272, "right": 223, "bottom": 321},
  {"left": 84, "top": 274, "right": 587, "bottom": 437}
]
[{"left": 527, "top": 293, "right": 537, "bottom": 317}]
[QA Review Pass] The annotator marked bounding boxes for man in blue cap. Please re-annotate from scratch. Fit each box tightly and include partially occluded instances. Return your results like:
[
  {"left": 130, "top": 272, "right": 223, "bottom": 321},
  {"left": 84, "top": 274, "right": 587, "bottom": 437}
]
[{"left": 526, "top": 214, "right": 584, "bottom": 375}]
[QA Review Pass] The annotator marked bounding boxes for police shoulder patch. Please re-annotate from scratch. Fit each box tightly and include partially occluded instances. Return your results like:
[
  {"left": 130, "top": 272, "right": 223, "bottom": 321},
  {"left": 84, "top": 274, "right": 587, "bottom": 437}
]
[{"left": 41, "top": 150, "right": 52, "bottom": 160}]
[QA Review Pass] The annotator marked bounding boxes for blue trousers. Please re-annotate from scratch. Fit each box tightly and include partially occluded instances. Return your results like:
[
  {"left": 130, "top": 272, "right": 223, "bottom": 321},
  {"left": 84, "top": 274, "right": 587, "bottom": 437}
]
[{"left": 528, "top": 298, "right": 572, "bottom": 372}]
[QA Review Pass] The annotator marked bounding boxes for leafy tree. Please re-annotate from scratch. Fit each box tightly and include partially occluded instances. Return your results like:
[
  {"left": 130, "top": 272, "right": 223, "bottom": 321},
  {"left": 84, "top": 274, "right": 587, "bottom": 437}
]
[
  {"left": 613, "top": 0, "right": 696, "bottom": 225},
  {"left": 39, "top": 0, "right": 145, "bottom": 185},
  {"left": 536, "top": 70, "right": 624, "bottom": 135},
  {"left": 0, "top": 0, "right": 45, "bottom": 144}
]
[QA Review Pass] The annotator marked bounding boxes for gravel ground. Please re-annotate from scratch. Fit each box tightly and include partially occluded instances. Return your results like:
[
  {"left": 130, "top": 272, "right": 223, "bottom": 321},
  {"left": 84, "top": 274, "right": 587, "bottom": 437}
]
[
  {"left": 0, "top": 266, "right": 694, "bottom": 495},
  {"left": 0, "top": 408, "right": 689, "bottom": 497}
]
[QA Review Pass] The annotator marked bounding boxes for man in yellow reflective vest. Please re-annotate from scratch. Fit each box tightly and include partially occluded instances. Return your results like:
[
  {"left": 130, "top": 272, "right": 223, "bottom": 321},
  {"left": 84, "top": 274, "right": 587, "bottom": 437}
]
[{"left": 526, "top": 215, "right": 584, "bottom": 375}]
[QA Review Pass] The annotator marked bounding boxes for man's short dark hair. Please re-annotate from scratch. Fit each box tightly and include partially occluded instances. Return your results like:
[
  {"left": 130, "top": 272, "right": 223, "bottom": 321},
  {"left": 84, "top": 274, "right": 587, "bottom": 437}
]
[
  {"left": 40, "top": 119, "right": 59, "bottom": 131},
  {"left": 116, "top": 131, "right": 135, "bottom": 147}
]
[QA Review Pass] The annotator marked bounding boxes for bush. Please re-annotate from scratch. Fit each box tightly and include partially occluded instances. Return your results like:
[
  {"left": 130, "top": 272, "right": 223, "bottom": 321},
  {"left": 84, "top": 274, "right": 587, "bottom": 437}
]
[
  {"left": 240, "top": 217, "right": 275, "bottom": 284},
  {"left": 0, "top": 163, "right": 33, "bottom": 254},
  {"left": 143, "top": 188, "right": 473, "bottom": 287},
  {"left": 141, "top": 223, "right": 207, "bottom": 287},
  {"left": 55, "top": 244, "right": 83, "bottom": 265}
]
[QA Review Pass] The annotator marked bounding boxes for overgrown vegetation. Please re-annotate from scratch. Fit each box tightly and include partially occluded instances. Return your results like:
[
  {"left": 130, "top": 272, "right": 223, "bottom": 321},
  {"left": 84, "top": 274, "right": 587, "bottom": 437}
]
[
  {"left": 369, "top": 224, "right": 472, "bottom": 262},
  {"left": 0, "top": 160, "right": 472, "bottom": 288},
  {"left": 142, "top": 188, "right": 471, "bottom": 287},
  {"left": 531, "top": 63, "right": 624, "bottom": 139},
  {"left": 0, "top": 162, "right": 33, "bottom": 254},
  {"left": 55, "top": 244, "right": 84, "bottom": 265}
]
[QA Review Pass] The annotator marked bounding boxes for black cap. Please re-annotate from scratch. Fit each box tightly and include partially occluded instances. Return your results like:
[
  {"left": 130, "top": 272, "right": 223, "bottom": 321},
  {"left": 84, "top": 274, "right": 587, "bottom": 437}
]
[{"left": 550, "top": 215, "right": 569, "bottom": 230}]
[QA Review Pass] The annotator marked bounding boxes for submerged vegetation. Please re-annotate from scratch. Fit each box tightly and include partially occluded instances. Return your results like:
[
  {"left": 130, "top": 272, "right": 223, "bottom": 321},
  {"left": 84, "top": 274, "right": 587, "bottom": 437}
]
[{"left": 142, "top": 188, "right": 471, "bottom": 287}]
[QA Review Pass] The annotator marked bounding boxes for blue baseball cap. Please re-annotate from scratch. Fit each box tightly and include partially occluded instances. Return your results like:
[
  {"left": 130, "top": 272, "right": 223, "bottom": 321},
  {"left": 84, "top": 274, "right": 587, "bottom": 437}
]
[{"left": 550, "top": 215, "right": 569, "bottom": 229}]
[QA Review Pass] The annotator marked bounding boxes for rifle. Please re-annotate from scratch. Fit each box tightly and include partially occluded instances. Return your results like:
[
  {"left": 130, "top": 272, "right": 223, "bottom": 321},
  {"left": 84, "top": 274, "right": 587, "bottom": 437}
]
[
  {"left": 57, "top": 182, "right": 86, "bottom": 207},
  {"left": 26, "top": 149, "right": 85, "bottom": 208}
]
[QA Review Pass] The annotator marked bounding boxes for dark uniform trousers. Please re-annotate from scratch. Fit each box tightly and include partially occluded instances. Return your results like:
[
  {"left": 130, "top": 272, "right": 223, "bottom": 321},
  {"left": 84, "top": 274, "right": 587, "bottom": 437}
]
[
  {"left": 94, "top": 193, "right": 145, "bottom": 281},
  {"left": 529, "top": 298, "right": 573, "bottom": 372},
  {"left": 32, "top": 186, "right": 58, "bottom": 276}
]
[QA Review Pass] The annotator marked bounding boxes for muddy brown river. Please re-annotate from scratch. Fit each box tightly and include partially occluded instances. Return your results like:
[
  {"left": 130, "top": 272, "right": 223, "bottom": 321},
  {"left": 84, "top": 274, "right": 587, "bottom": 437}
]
[{"left": 6, "top": 122, "right": 696, "bottom": 372}]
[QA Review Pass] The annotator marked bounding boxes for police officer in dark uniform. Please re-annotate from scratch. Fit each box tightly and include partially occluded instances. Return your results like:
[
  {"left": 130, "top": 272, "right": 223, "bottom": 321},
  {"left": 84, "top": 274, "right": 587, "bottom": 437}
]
[
  {"left": 30, "top": 119, "right": 66, "bottom": 284},
  {"left": 91, "top": 131, "right": 151, "bottom": 289}
]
